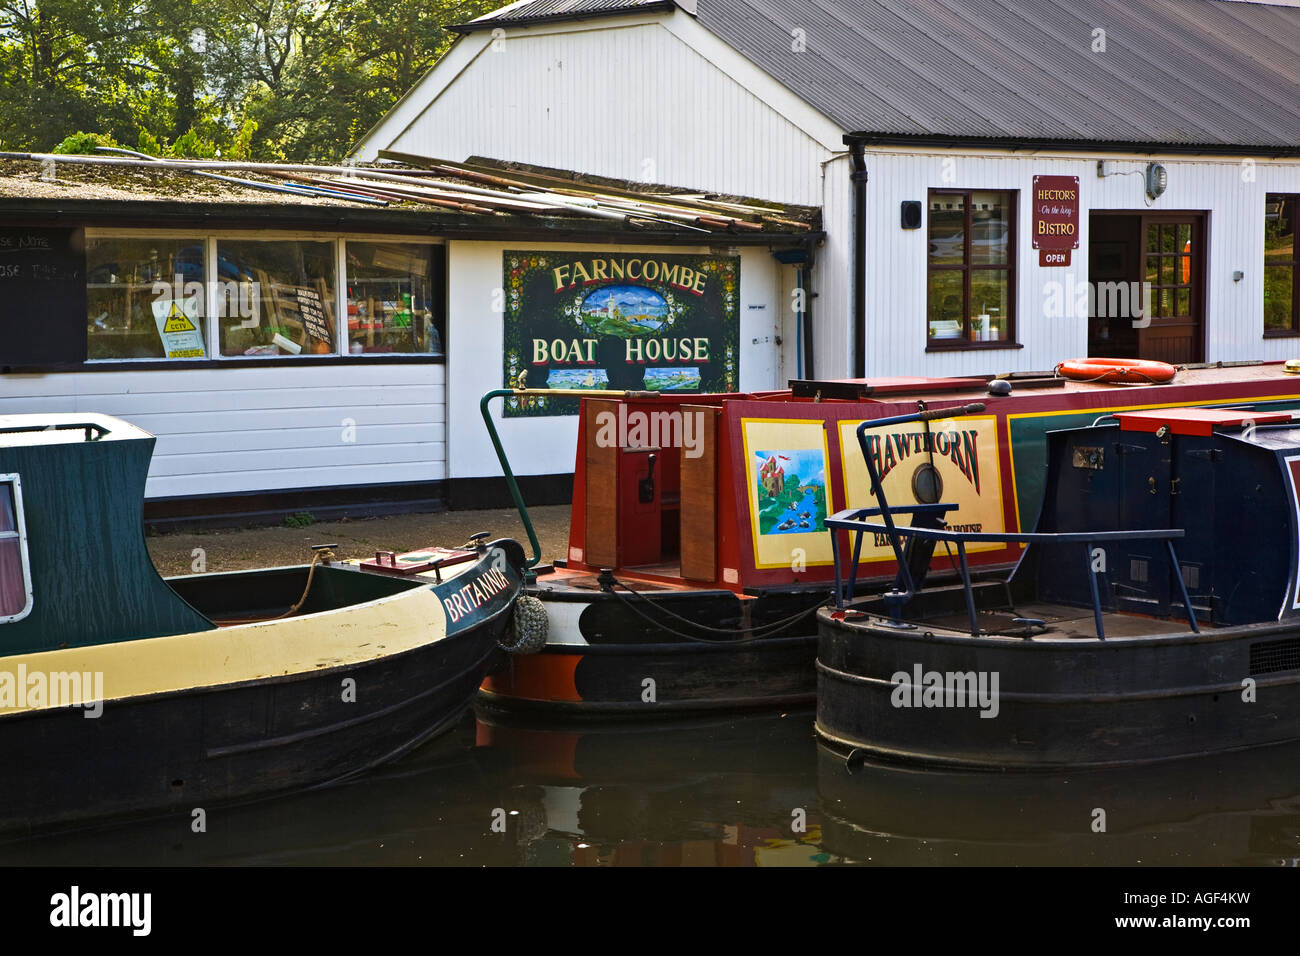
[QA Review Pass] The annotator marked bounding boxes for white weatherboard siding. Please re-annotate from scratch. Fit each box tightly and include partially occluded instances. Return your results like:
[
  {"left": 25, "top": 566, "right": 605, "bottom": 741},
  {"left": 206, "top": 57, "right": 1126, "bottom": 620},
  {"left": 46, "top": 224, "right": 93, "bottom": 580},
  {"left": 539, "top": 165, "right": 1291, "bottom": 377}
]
[
  {"left": 352, "top": 9, "right": 1300, "bottom": 385},
  {"left": 0, "top": 365, "right": 445, "bottom": 498},
  {"left": 859, "top": 148, "right": 1300, "bottom": 378},
  {"left": 446, "top": 240, "right": 790, "bottom": 480}
]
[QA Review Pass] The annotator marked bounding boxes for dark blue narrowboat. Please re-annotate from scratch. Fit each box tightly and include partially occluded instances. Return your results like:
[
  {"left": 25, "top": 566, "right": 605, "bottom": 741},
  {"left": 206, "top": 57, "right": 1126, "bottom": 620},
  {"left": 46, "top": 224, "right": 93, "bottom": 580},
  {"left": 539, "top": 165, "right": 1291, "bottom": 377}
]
[
  {"left": 0, "top": 413, "right": 532, "bottom": 832},
  {"left": 817, "top": 403, "right": 1300, "bottom": 768}
]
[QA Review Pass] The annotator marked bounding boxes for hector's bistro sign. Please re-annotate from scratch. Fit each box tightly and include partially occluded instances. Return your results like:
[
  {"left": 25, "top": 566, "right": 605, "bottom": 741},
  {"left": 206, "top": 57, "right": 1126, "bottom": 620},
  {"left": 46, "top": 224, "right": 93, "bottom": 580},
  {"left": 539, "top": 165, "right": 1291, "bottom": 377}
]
[
  {"left": 502, "top": 250, "right": 739, "bottom": 418},
  {"left": 1032, "top": 175, "right": 1080, "bottom": 267}
]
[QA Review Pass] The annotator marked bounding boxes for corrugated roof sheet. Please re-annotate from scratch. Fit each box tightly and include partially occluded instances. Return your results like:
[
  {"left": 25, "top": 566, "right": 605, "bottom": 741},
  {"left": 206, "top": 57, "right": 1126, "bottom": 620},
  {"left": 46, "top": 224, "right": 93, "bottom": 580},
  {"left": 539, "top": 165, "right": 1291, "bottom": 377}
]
[
  {"left": 461, "top": 0, "right": 1300, "bottom": 149},
  {"left": 0, "top": 153, "right": 818, "bottom": 236},
  {"left": 452, "top": 0, "right": 680, "bottom": 32},
  {"left": 699, "top": 0, "right": 1300, "bottom": 148}
]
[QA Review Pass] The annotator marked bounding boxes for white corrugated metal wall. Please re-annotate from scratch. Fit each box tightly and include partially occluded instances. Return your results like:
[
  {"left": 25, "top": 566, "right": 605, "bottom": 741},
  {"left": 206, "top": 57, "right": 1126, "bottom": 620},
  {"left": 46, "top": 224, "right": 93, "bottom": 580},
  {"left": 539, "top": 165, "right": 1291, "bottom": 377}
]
[{"left": 859, "top": 147, "right": 1300, "bottom": 377}]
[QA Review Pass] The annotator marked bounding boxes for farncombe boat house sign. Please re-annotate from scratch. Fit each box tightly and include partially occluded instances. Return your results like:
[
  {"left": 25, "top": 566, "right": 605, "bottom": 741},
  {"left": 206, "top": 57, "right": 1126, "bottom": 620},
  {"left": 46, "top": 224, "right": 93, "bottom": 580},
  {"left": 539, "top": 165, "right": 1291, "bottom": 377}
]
[{"left": 502, "top": 250, "right": 739, "bottom": 417}]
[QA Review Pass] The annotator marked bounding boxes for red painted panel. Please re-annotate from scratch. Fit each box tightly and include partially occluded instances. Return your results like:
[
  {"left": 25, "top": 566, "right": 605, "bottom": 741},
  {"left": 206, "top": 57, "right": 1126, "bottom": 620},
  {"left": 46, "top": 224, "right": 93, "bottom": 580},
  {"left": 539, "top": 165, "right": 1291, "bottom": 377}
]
[{"left": 1117, "top": 407, "right": 1292, "bottom": 436}]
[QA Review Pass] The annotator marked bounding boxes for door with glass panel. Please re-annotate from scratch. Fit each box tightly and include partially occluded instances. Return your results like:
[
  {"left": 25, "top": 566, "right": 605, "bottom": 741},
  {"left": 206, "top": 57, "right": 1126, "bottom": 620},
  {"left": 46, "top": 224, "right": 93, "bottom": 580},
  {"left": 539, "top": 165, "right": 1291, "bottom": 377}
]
[{"left": 1138, "top": 215, "right": 1205, "bottom": 365}]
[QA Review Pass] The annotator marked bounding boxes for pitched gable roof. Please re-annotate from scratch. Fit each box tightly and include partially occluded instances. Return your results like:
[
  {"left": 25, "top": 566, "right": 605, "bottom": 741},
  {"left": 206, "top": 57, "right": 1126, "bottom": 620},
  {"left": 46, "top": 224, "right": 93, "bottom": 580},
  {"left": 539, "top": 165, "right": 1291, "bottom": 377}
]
[{"left": 459, "top": 0, "right": 1300, "bottom": 150}]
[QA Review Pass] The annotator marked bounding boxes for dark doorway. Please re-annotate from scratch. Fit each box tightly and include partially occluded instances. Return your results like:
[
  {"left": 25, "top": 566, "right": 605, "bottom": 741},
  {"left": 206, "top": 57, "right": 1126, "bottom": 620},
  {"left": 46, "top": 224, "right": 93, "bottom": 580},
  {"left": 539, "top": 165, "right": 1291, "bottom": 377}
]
[{"left": 1089, "top": 212, "right": 1206, "bottom": 364}]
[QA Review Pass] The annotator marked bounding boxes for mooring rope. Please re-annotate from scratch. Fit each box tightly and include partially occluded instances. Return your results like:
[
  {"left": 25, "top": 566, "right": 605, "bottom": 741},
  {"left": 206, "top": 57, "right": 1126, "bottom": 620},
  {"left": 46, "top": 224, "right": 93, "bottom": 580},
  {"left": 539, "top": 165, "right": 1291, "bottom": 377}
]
[{"left": 601, "top": 574, "right": 829, "bottom": 644}]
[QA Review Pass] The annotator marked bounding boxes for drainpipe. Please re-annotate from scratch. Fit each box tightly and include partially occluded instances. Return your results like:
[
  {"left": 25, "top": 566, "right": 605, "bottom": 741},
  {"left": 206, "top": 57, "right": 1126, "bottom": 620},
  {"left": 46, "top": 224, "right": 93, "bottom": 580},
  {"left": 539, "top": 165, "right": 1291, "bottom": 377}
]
[
  {"left": 850, "top": 142, "right": 867, "bottom": 378},
  {"left": 800, "top": 237, "right": 817, "bottom": 378},
  {"left": 773, "top": 241, "right": 818, "bottom": 379}
]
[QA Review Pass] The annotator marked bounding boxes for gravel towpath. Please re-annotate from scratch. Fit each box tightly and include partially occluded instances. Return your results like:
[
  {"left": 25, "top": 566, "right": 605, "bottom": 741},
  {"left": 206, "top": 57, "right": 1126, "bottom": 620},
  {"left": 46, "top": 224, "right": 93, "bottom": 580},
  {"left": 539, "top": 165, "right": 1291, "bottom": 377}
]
[{"left": 146, "top": 505, "right": 572, "bottom": 576}]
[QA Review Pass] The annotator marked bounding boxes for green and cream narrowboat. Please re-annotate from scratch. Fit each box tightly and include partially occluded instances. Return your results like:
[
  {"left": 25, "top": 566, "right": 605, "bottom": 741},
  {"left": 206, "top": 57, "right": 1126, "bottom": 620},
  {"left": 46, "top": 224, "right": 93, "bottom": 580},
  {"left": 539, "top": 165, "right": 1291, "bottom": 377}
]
[{"left": 0, "top": 413, "right": 531, "bottom": 832}]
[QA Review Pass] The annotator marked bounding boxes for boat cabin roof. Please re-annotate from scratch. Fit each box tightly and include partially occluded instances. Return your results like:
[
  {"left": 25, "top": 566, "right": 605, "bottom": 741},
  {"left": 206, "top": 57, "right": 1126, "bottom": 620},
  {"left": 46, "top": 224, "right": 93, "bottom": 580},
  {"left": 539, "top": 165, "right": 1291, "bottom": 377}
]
[
  {"left": 791, "top": 362, "right": 1300, "bottom": 405},
  {"left": 0, "top": 413, "right": 151, "bottom": 447}
]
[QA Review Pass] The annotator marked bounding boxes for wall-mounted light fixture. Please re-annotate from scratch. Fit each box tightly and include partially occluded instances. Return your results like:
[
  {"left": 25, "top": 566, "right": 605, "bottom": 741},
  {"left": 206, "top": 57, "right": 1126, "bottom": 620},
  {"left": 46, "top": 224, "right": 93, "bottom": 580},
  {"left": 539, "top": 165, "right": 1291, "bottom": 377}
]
[{"left": 1145, "top": 163, "right": 1167, "bottom": 200}]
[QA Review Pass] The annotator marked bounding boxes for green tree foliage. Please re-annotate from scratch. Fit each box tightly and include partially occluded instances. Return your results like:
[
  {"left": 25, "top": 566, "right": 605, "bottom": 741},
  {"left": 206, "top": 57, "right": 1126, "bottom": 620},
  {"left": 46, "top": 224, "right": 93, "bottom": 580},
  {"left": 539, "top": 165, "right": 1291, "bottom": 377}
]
[{"left": 0, "top": 0, "right": 497, "bottom": 160}]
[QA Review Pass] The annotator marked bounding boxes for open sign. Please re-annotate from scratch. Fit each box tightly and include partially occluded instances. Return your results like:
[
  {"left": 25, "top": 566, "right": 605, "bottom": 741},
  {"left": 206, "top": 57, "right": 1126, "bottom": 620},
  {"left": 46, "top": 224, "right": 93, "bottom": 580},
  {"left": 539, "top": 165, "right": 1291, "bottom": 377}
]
[{"left": 1039, "top": 249, "right": 1071, "bottom": 267}]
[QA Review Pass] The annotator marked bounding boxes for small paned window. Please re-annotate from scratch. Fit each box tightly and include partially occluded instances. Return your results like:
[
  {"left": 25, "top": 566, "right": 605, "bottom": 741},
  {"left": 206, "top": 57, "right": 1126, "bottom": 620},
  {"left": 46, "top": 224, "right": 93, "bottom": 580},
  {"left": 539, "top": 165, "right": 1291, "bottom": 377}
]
[{"left": 0, "top": 477, "right": 33, "bottom": 623}]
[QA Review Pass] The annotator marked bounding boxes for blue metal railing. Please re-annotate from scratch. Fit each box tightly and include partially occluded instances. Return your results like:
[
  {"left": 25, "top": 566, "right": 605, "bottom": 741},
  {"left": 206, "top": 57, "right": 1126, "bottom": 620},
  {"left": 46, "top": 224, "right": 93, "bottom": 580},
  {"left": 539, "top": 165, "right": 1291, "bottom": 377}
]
[{"left": 832, "top": 402, "right": 1200, "bottom": 639}]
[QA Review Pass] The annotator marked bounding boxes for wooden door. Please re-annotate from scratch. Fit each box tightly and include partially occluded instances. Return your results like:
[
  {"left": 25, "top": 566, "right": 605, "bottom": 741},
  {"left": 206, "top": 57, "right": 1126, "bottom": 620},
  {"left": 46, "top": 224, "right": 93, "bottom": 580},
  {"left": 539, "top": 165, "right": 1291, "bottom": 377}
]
[{"left": 1138, "top": 215, "right": 1205, "bottom": 364}]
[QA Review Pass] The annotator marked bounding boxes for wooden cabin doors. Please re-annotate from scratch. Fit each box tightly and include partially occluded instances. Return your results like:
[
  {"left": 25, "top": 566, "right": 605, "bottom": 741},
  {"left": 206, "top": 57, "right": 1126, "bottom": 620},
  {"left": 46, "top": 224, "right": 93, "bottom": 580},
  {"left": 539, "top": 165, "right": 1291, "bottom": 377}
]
[{"left": 1138, "top": 214, "right": 1205, "bottom": 365}]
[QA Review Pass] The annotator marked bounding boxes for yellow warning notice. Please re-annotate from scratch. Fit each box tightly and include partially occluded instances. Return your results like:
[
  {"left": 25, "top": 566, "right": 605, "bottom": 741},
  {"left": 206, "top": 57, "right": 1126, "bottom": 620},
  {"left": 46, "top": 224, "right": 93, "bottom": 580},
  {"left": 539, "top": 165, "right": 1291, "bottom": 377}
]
[
  {"left": 151, "top": 296, "right": 206, "bottom": 358},
  {"left": 163, "top": 303, "right": 197, "bottom": 334}
]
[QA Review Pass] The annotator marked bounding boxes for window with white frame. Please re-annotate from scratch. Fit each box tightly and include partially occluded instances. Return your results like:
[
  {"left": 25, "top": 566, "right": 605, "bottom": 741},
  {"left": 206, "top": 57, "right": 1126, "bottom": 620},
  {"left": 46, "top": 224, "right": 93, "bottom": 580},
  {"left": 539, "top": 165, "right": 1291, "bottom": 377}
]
[
  {"left": 83, "top": 234, "right": 444, "bottom": 361},
  {"left": 86, "top": 236, "right": 207, "bottom": 360},
  {"left": 217, "top": 239, "right": 337, "bottom": 357},
  {"left": 0, "top": 476, "right": 33, "bottom": 623}
]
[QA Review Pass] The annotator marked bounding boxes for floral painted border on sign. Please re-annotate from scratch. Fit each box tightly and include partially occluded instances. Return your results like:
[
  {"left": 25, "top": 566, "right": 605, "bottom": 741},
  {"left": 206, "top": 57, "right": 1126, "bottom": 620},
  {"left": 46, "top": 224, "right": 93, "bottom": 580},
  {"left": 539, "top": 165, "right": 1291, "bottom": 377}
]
[{"left": 502, "top": 250, "right": 739, "bottom": 417}]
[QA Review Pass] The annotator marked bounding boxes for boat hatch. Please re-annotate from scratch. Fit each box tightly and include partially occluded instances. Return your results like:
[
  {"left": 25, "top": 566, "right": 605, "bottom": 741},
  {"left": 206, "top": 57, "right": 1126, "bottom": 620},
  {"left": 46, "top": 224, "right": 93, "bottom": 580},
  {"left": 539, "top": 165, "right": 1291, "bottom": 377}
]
[
  {"left": 1114, "top": 407, "right": 1292, "bottom": 437},
  {"left": 359, "top": 546, "right": 477, "bottom": 582}
]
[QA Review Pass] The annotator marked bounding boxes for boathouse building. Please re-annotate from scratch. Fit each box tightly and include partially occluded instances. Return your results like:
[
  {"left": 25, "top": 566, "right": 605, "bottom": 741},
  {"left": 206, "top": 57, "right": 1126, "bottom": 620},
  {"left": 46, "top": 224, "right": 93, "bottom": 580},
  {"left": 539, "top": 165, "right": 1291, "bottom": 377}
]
[
  {"left": 2, "top": 0, "right": 1300, "bottom": 519},
  {"left": 0, "top": 156, "right": 815, "bottom": 519}
]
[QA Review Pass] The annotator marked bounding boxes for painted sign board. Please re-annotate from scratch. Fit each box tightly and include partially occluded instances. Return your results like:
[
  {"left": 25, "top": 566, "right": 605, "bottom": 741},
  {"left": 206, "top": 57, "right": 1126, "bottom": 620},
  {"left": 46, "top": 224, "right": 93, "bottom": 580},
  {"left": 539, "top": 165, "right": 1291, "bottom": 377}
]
[
  {"left": 502, "top": 250, "right": 739, "bottom": 417},
  {"left": 296, "top": 287, "right": 334, "bottom": 348},
  {"left": 1032, "top": 175, "right": 1080, "bottom": 267},
  {"left": 0, "top": 227, "right": 87, "bottom": 367},
  {"left": 839, "top": 415, "right": 1006, "bottom": 562}
]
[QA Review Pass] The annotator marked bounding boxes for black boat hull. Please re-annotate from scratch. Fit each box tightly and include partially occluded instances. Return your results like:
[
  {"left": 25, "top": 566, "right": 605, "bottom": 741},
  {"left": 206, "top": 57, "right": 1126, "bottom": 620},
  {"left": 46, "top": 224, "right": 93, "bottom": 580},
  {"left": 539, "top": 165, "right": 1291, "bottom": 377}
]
[
  {"left": 0, "top": 539, "right": 528, "bottom": 834},
  {"left": 480, "top": 635, "right": 816, "bottom": 715},
  {"left": 481, "top": 583, "right": 823, "bottom": 714},
  {"left": 816, "top": 612, "right": 1300, "bottom": 768},
  {"left": 0, "top": 616, "right": 511, "bottom": 834}
]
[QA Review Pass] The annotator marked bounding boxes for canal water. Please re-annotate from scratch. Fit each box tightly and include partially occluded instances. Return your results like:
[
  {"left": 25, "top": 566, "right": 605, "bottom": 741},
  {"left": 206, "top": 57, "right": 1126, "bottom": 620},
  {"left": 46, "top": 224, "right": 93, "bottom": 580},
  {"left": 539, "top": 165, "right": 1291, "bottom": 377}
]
[{"left": 2, "top": 707, "right": 1298, "bottom": 866}]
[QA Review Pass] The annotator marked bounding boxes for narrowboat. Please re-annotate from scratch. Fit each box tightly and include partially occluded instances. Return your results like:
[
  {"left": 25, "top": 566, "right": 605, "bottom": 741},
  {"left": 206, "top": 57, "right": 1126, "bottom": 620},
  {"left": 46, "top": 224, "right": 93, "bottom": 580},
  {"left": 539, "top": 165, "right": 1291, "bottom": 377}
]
[
  {"left": 0, "top": 413, "right": 532, "bottom": 832},
  {"left": 479, "top": 360, "right": 1300, "bottom": 715},
  {"left": 817, "top": 402, "right": 1300, "bottom": 768}
]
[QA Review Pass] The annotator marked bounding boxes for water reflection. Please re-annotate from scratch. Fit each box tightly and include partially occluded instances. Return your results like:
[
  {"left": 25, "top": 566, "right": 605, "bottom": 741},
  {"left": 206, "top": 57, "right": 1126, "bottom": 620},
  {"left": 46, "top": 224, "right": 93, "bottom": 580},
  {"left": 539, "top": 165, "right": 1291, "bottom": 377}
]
[
  {"left": 1, "top": 709, "right": 1298, "bottom": 866},
  {"left": 0, "top": 709, "right": 828, "bottom": 866},
  {"left": 474, "top": 709, "right": 827, "bottom": 866},
  {"left": 817, "top": 741, "right": 1300, "bottom": 866}
]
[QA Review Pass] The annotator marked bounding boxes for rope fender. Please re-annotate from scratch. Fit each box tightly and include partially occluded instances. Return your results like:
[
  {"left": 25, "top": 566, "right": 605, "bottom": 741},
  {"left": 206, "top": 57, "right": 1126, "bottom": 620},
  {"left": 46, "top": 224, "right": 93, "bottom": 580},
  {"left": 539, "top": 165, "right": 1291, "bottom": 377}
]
[{"left": 500, "top": 594, "right": 549, "bottom": 654}]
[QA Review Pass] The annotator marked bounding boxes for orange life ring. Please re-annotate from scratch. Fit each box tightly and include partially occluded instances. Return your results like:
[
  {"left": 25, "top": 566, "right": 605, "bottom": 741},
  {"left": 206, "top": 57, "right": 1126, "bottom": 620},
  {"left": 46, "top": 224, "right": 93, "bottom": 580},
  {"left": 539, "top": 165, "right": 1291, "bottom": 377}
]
[{"left": 1055, "top": 357, "right": 1178, "bottom": 384}]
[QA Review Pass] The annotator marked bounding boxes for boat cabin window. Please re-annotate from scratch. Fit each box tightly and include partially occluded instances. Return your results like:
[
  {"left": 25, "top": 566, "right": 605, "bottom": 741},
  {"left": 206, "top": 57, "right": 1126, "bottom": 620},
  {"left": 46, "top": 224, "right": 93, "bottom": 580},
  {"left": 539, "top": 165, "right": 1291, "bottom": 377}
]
[{"left": 0, "top": 476, "right": 33, "bottom": 623}]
